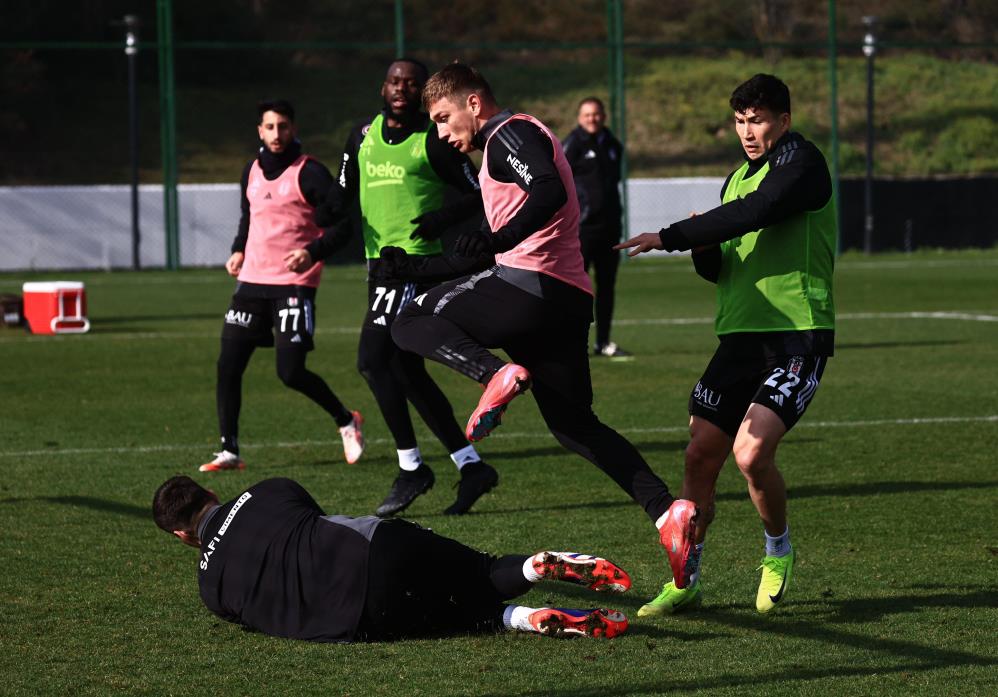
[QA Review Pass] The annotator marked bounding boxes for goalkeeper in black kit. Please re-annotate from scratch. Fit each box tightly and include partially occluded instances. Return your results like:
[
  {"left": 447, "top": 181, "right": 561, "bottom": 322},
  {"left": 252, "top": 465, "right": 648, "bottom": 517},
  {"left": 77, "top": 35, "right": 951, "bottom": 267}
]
[{"left": 154, "top": 475, "right": 632, "bottom": 641}]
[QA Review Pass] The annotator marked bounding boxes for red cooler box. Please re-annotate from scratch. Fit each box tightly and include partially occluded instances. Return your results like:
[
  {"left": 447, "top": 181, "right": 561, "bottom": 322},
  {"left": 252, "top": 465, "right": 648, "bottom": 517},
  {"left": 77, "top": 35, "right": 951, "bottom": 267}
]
[{"left": 22, "top": 281, "right": 91, "bottom": 334}]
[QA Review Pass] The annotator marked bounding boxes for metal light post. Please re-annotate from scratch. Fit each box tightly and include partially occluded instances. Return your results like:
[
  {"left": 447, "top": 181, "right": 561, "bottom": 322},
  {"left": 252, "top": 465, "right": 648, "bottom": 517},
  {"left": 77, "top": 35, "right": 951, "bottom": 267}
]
[
  {"left": 862, "top": 15, "right": 876, "bottom": 254},
  {"left": 124, "top": 14, "right": 141, "bottom": 269}
]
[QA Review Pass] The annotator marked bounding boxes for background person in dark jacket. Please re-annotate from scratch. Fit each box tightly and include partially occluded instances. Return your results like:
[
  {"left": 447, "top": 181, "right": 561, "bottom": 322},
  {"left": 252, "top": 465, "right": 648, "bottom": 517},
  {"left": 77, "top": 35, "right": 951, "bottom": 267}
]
[
  {"left": 153, "top": 475, "right": 631, "bottom": 641},
  {"left": 563, "top": 97, "right": 629, "bottom": 358}
]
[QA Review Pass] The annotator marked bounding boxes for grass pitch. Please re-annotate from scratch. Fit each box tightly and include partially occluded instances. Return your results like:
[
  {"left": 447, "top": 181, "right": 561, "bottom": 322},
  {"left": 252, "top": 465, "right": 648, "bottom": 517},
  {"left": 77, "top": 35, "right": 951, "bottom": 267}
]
[{"left": 1, "top": 250, "right": 996, "bottom": 696}]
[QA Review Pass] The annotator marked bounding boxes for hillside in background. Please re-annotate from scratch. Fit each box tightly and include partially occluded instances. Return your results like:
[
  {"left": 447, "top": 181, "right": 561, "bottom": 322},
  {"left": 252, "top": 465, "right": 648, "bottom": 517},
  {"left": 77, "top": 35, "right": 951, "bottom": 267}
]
[{"left": 4, "top": 0, "right": 997, "bottom": 183}]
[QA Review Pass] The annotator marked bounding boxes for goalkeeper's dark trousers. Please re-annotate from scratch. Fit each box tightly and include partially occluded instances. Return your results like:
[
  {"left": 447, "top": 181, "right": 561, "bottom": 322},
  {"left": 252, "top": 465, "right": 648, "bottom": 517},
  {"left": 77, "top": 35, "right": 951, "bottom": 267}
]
[
  {"left": 216, "top": 339, "right": 352, "bottom": 453},
  {"left": 354, "top": 519, "right": 531, "bottom": 640},
  {"left": 391, "top": 268, "right": 676, "bottom": 524}
]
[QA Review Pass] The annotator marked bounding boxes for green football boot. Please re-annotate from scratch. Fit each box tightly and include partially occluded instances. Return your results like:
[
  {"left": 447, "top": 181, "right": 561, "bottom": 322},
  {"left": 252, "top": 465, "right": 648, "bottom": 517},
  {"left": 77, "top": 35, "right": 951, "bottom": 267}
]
[
  {"left": 756, "top": 548, "right": 796, "bottom": 613},
  {"left": 637, "top": 579, "right": 703, "bottom": 617}
]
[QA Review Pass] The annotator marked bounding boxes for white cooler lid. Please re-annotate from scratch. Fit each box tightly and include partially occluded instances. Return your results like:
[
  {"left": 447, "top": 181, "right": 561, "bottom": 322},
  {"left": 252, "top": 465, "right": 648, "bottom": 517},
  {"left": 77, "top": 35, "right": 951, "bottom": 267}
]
[{"left": 22, "top": 281, "right": 86, "bottom": 292}]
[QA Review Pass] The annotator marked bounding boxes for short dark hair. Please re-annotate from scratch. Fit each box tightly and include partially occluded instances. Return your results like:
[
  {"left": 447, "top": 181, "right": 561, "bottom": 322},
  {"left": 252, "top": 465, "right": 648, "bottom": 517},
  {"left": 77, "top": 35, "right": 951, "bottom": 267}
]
[
  {"left": 729, "top": 74, "right": 791, "bottom": 115},
  {"left": 423, "top": 63, "right": 495, "bottom": 110},
  {"left": 258, "top": 99, "right": 295, "bottom": 123},
  {"left": 391, "top": 57, "right": 430, "bottom": 84},
  {"left": 578, "top": 96, "right": 605, "bottom": 113},
  {"left": 153, "top": 476, "right": 215, "bottom": 534}
]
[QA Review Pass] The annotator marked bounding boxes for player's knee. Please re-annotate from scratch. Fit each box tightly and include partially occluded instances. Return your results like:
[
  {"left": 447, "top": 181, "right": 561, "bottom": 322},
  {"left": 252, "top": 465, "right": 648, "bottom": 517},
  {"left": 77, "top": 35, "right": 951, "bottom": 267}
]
[
  {"left": 684, "top": 440, "right": 722, "bottom": 475},
  {"left": 732, "top": 439, "right": 769, "bottom": 478}
]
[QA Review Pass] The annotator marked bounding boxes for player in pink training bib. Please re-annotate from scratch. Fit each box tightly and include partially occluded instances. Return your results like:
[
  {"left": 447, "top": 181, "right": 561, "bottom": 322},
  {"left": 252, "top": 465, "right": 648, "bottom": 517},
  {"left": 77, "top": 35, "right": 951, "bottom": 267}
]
[
  {"left": 378, "top": 64, "right": 699, "bottom": 593},
  {"left": 201, "top": 99, "right": 364, "bottom": 473}
]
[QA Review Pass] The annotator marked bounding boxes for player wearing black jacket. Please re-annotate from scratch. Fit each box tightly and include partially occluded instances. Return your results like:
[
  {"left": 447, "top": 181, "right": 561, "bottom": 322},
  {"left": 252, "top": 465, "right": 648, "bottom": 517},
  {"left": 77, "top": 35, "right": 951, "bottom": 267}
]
[
  {"left": 153, "top": 475, "right": 632, "bottom": 641},
  {"left": 202, "top": 100, "right": 363, "bottom": 474},
  {"left": 563, "top": 98, "right": 629, "bottom": 357},
  {"left": 618, "top": 74, "right": 835, "bottom": 616},
  {"left": 319, "top": 59, "right": 496, "bottom": 518}
]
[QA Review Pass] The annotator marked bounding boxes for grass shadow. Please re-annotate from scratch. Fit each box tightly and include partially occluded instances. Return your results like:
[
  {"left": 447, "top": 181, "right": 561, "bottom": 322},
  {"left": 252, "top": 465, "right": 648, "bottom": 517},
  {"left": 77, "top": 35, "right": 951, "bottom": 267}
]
[
  {"left": 481, "top": 588, "right": 997, "bottom": 697},
  {"left": 0, "top": 495, "right": 149, "bottom": 520},
  {"left": 836, "top": 339, "right": 965, "bottom": 351}
]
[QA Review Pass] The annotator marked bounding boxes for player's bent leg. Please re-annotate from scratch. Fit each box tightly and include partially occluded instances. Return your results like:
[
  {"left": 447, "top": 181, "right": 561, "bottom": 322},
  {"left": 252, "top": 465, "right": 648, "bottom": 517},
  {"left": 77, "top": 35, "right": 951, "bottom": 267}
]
[
  {"left": 685, "top": 416, "right": 735, "bottom": 540},
  {"left": 732, "top": 404, "right": 788, "bottom": 538},
  {"left": 734, "top": 404, "right": 797, "bottom": 612}
]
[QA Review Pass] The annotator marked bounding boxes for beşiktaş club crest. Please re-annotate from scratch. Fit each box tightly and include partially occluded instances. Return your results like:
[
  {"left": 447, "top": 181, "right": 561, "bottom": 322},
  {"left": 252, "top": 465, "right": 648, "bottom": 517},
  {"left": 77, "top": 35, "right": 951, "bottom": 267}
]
[
  {"left": 787, "top": 356, "right": 804, "bottom": 375},
  {"left": 287, "top": 297, "right": 299, "bottom": 307}
]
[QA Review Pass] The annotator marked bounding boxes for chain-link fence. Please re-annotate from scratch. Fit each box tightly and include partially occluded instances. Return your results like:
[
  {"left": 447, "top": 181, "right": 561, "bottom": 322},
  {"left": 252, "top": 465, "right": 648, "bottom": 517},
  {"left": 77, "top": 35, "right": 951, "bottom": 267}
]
[{"left": 3, "top": 0, "right": 996, "bottom": 269}]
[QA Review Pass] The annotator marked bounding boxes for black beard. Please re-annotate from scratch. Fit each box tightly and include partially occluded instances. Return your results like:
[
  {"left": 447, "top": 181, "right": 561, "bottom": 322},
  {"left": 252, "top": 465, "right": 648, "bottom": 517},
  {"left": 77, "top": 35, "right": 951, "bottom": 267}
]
[{"left": 383, "top": 98, "right": 421, "bottom": 124}]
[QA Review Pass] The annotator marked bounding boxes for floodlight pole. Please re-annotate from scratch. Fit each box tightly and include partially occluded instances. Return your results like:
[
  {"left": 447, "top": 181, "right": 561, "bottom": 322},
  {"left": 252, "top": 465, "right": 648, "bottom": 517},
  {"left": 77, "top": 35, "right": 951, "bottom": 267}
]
[
  {"left": 124, "top": 15, "right": 141, "bottom": 270},
  {"left": 862, "top": 16, "right": 877, "bottom": 254}
]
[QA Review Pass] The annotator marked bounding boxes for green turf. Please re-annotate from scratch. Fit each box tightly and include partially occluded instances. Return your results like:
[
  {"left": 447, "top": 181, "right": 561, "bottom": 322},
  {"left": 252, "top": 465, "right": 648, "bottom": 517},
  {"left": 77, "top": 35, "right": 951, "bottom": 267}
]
[{"left": 1, "top": 249, "right": 996, "bottom": 696}]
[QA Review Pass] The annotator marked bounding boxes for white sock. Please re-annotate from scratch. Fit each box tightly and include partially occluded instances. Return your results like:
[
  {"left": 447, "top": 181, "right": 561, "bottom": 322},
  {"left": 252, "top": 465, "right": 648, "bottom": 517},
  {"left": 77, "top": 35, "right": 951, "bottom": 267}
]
[
  {"left": 449, "top": 444, "right": 481, "bottom": 470},
  {"left": 765, "top": 526, "right": 791, "bottom": 557},
  {"left": 397, "top": 447, "right": 423, "bottom": 472},
  {"left": 522, "top": 553, "right": 544, "bottom": 583},
  {"left": 503, "top": 605, "right": 539, "bottom": 632}
]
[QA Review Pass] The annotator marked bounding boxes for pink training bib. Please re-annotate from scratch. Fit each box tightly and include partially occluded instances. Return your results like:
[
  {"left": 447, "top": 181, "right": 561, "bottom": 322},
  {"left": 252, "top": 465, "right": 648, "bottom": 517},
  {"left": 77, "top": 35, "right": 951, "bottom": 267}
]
[
  {"left": 238, "top": 155, "right": 324, "bottom": 288},
  {"left": 480, "top": 114, "right": 592, "bottom": 295}
]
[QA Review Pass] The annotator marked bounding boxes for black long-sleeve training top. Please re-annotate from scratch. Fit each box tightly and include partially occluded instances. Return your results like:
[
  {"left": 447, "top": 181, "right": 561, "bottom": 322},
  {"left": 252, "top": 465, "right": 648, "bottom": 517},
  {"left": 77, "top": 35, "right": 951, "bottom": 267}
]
[
  {"left": 197, "top": 477, "right": 381, "bottom": 643},
  {"left": 562, "top": 125, "right": 623, "bottom": 236}
]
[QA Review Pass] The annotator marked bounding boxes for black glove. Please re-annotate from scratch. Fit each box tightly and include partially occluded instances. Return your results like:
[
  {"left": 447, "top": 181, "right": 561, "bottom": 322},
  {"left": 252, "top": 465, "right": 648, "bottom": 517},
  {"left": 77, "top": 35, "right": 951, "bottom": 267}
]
[
  {"left": 453, "top": 229, "right": 494, "bottom": 258},
  {"left": 409, "top": 210, "right": 450, "bottom": 241},
  {"left": 376, "top": 246, "right": 409, "bottom": 281}
]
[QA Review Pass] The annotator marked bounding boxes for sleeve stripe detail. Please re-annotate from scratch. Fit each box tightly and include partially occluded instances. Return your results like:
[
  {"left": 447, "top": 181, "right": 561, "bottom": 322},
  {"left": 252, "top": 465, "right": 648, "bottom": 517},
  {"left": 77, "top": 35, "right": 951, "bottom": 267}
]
[{"left": 495, "top": 129, "right": 520, "bottom": 155}]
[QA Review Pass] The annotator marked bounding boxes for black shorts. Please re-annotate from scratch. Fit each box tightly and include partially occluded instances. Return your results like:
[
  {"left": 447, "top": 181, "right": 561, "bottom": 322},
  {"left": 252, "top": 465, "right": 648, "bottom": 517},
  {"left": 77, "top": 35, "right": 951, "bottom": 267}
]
[
  {"left": 362, "top": 279, "right": 426, "bottom": 333},
  {"left": 689, "top": 344, "right": 828, "bottom": 438},
  {"left": 220, "top": 287, "right": 317, "bottom": 351}
]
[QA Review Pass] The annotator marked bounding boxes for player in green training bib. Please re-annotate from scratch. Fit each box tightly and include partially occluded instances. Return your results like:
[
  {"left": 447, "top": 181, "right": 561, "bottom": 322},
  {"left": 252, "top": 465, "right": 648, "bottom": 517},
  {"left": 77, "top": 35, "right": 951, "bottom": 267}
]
[
  {"left": 618, "top": 74, "right": 836, "bottom": 616},
  {"left": 320, "top": 59, "right": 498, "bottom": 518}
]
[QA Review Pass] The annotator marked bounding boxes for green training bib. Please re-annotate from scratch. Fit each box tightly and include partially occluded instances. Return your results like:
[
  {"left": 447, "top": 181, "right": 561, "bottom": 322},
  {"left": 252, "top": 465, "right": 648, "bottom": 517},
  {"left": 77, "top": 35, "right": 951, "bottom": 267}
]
[
  {"left": 358, "top": 114, "right": 447, "bottom": 259},
  {"left": 715, "top": 159, "right": 837, "bottom": 335}
]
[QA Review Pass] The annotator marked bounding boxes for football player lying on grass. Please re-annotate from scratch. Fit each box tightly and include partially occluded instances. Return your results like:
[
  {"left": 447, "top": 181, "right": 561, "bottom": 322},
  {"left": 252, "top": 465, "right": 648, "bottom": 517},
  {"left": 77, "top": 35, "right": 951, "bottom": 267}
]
[{"left": 154, "top": 475, "right": 630, "bottom": 641}]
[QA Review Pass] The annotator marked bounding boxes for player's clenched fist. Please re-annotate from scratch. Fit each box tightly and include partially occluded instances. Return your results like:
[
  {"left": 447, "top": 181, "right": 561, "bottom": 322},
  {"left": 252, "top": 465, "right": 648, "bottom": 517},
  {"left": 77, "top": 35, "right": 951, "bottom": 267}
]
[{"left": 225, "top": 251, "right": 244, "bottom": 276}]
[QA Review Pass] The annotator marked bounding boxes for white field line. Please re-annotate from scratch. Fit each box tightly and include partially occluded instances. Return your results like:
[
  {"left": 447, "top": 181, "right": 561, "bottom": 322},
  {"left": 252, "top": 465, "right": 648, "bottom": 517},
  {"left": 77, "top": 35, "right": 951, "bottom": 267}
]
[
  {"left": 2, "top": 310, "right": 997, "bottom": 344},
  {"left": 2, "top": 414, "right": 995, "bottom": 460}
]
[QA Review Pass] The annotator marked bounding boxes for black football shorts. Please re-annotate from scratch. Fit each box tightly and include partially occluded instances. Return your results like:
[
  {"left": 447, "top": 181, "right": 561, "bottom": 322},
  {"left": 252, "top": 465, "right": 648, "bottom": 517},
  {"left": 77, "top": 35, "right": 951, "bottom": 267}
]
[
  {"left": 221, "top": 289, "right": 316, "bottom": 351},
  {"left": 689, "top": 345, "right": 828, "bottom": 438},
  {"left": 362, "top": 279, "right": 424, "bottom": 332}
]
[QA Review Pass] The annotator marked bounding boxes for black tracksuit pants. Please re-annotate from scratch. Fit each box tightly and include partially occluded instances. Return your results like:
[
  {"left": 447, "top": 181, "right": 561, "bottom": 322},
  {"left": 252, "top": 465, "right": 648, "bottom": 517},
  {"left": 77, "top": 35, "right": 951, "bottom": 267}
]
[
  {"left": 355, "top": 519, "right": 531, "bottom": 640},
  {"left": 580, "top": 232, "right": 621, "bottom": 349},
  {"left": 391, "top": 268, "right": 675, "bottom": 523}
]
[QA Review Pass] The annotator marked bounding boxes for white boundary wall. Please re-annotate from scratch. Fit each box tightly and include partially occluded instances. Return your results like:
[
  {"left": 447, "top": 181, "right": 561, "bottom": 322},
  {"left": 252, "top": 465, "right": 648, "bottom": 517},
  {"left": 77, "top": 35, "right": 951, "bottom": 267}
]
[{"left": 0, "top": 178, "right": 724, "bottom": 270}]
